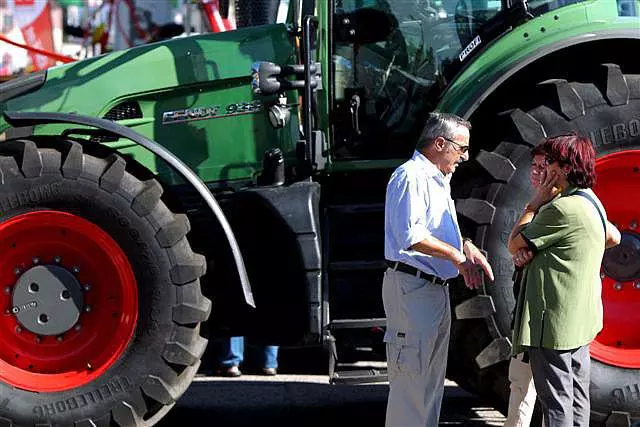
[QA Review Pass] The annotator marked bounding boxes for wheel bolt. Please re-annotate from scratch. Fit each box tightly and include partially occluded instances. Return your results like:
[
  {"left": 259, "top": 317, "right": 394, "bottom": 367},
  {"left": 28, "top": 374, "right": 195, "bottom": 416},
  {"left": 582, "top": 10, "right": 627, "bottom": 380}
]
[
  {"left": 87, "top": 362, "right": 93, "bottom": 370},
  {"left": 53, "top": 256, "right": 62, "bottom": 264},
  {"left": 84, "top": 305, "right": 91, "bottom": 313},
  {"left": 13, "top": 268, "right": 21, "bottom": 276},
  {"left": 631, "top": 220, "right": 638, "bottom": 230},
  {"left": 83, "top": 284, "right": 91, "bottom": 292},
  {"left": 15, "top": 326, "right": 22, "bottom": 333},
  {"left": 35, "top": 336, "right": 41, "bottom": 343},
  {"left": 600, "top": 272, "right": 606, "bottom": 279},
  {"left": 614, "top": 282, "right": 623, "bottom": 291},
  {"left": 74, "top": 324, "right": 81, "bottom": 331},
  {"left": 72, "top": 266, "right": 80, "bottom": 274},
  {"left": 4, "top": 287, "right": 11, "bottom": 295},
  {"left": 4, "top": 309, "right": 10, "bottom": 315},
  {"left": 57, "top": 335, "right": 63, "bottom": 342},
  {"left": 32, "top": 257, "right": 40, "bottom": 265},
  {"left": 634, "top": 281, "right": 640, "bottom": 290}
]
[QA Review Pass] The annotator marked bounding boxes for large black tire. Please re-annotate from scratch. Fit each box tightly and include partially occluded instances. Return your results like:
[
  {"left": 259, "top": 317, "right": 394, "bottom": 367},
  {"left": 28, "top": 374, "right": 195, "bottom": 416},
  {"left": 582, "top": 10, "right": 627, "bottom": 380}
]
[
  {"left": 449, "top": 64, "right": 640, "bottom": 424},
  {"left": 0, "top": 137, "right": 210, "bottom": 426}
]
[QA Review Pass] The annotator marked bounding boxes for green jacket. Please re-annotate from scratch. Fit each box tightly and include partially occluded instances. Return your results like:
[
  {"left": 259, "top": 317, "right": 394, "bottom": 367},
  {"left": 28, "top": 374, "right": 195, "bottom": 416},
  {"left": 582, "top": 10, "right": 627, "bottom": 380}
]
[{"left": 512, "top": 187, "right": 605, "bottom": 354}]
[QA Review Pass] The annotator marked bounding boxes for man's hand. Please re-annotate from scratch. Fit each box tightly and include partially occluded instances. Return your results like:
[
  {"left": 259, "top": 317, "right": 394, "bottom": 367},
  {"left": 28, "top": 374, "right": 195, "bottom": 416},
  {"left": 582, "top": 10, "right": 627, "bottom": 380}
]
[
  {"left": 512, "top": 248, "right": 534, "bottom": 268},
  {"left": 459, "top": 240, "right": 495, "bottom": 289},
  {"left": 458, "top": 261, "right": 482, "bottom": 289}
]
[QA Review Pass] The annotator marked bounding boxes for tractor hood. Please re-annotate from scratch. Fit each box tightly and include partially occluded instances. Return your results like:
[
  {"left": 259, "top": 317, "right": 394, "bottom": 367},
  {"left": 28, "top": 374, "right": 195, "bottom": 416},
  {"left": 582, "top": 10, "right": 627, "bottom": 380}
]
[{"left": 0, "top": 24, "right": 296, "bottom": 133}]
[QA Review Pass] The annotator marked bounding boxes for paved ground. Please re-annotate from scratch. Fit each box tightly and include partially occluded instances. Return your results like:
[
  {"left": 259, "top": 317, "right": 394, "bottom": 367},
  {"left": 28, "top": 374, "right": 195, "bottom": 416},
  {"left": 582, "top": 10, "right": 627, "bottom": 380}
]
[{"left": 157, "top": 375, "right": 506, "bottom": 426}]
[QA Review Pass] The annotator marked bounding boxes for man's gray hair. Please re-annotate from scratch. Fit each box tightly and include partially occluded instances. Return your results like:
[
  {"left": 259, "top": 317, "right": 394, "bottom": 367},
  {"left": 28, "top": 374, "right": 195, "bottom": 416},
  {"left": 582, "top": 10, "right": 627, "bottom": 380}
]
[{"left": 416, "top": 112, "right": 471, "bottom": 150}]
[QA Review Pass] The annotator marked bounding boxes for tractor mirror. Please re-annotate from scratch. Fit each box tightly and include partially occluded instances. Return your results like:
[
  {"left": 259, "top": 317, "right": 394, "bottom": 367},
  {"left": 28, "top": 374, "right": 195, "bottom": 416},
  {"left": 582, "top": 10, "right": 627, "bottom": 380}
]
[
  {"left": 252, "top": 62, "right": 282, "bottom": 95},
  {"left": 335, "top": 8, "right": 398, "bottom": 44}
]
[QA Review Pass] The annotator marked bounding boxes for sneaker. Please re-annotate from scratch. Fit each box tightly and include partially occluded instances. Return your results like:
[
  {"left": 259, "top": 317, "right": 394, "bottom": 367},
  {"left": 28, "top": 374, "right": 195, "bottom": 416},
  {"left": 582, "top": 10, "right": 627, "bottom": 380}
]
[
  {"left": 217, "top": 366, "right": 242, "bottom": 377},
  {"left": 261, "top": 367, "right": 277, "bottom": 376}
]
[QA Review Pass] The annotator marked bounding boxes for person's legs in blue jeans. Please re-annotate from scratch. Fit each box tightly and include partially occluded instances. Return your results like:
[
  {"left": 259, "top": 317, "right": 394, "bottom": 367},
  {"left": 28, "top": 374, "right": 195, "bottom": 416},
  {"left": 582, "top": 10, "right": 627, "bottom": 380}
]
[
  {"left": 260, "top": 345, "right": 279, "bottom": 375},
  {"left": 218, "top": 337, "right": 278, "bottom": 376},
  {"left": 219, "top": 336, "right": 244, "bottom": 367},
  {"left": 263, "top": 345, "right": 279, "bottom": 369}
]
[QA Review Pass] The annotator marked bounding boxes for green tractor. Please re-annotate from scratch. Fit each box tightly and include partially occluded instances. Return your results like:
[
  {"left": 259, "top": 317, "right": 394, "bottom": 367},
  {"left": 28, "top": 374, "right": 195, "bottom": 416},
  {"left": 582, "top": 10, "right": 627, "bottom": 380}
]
[{"left": 1, "top": 0, "right": 639, "bottom": 425}]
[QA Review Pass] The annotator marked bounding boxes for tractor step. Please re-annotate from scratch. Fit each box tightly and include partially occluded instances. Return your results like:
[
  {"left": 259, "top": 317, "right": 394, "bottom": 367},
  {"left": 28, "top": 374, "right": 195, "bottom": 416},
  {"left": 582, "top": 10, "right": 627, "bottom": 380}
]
[
  {"left": 331, "top": 367, "right": 388, "bottom": 384},
  {"left": 330, "top": 318, "right": 386, "bottom": 329}
]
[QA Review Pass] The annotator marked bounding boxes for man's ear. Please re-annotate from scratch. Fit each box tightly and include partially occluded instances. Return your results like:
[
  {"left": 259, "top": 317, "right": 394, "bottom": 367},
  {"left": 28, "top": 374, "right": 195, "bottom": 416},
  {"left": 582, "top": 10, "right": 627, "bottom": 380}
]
[
  {"left": 562, "top": 165, "right": 571, "bottom": 175},
  {"left": 433, "top": 136, "right": 446, "bottom": 152}
]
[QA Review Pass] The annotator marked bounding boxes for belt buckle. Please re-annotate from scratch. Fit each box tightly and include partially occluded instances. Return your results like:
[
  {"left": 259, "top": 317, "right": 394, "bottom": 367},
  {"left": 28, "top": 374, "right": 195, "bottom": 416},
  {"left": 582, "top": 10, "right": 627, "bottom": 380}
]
[{"left": 430, "top": 275, "right": 446, "bottom": 287}]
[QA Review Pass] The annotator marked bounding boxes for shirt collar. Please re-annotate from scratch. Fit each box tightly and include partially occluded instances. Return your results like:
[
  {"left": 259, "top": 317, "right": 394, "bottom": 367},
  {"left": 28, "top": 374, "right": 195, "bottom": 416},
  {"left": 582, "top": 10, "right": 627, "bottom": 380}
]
[
  {"left": 412, "top": 150, "right": 447, "bottom": 180},
  {"left": 561, "top": 185, "right": 579, "bottom": 196}
]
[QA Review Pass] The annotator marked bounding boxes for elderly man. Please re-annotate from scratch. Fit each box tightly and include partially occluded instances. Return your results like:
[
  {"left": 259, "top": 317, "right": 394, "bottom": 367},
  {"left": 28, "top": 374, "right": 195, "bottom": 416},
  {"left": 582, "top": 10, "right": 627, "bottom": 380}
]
[{"left": 383, "top": 112, "right": 494, "bottom": 426}]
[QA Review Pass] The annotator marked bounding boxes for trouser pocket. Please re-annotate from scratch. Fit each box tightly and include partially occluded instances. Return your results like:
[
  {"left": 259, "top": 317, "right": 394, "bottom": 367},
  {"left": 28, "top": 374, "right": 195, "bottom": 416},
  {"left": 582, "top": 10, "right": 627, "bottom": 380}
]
[{"left": 384, "top": 330, "right": 421, "bottom": 380}]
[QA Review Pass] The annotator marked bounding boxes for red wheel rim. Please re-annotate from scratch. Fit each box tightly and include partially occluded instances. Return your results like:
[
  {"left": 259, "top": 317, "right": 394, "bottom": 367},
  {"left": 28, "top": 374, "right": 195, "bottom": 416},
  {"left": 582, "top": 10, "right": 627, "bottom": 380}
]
[
  {"left": 0, "top": 210, "right": 138, "bottom": 392},
  {"left": 590, "top": 151, "right": 640, "bottom": 368}
]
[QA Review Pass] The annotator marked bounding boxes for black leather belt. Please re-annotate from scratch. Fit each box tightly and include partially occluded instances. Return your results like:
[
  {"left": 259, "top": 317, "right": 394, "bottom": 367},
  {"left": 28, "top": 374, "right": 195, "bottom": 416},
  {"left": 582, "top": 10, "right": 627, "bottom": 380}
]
[{"left": 385, "top": 261, "right": 448, "bottom": 286}]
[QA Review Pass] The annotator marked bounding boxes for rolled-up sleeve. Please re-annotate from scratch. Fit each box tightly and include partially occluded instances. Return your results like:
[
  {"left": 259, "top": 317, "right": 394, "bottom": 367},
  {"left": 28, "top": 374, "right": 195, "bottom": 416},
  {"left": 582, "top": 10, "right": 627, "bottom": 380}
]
[
  {"left": 387, "top": 169, "right": 430, "bottom": 250},
  {"left": 521, "top": 203, "right": 571, "bottom": 251}
]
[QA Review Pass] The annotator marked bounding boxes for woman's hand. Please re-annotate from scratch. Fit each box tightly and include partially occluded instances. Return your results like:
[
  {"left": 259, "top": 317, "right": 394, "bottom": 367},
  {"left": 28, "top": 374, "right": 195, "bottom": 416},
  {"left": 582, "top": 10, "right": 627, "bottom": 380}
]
[
  {"left": 528, "top": 170, "right": 561, "bottom": 211},
  {"left": 512, "top": 248, "right": 534, "bottom": 268}
]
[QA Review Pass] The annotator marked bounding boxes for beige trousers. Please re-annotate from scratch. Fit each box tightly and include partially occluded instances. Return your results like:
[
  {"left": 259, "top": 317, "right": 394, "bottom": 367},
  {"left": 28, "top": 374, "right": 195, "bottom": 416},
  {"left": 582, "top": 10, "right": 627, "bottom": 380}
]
[
  {"left": 382, "top": 268, "right": 451, "bottom": 427},
  {"left": 505, "top": 352, "right": 538, "bottom": 427}
]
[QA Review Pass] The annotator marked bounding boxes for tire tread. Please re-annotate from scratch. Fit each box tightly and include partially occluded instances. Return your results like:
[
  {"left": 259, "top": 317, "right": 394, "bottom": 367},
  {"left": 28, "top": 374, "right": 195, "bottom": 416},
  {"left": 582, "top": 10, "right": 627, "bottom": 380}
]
[
  {"left": 173, "top": 281, "right": 212, "bottom": 324},
  {"left": 131, "top": 180, "right": 163, "bottom": 217},
  {"left": 99, "top": 154, "right": 126, "bottom": 193},
  {"left": 595, "top": 63, "right": 630, "bottom": 106},
  {"left": 162, "top": 326, "right": 208, "bottom": 366}
]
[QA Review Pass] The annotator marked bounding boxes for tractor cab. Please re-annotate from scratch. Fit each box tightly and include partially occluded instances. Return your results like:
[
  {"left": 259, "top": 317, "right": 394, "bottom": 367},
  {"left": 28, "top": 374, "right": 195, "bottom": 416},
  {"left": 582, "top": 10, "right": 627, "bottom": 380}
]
[
  {"left": 325, "top": 0, "right": 595, "bottom": 160},
  {"left": 330, "top": 0, "right": 510, "bottom": 160}
]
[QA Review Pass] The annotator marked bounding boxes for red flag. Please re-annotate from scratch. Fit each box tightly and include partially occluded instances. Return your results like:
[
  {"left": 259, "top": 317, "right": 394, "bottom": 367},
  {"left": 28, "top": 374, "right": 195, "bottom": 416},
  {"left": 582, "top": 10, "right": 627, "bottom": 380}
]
[{"left": 9, "top": 0, "right": 56, "bottom": 71}]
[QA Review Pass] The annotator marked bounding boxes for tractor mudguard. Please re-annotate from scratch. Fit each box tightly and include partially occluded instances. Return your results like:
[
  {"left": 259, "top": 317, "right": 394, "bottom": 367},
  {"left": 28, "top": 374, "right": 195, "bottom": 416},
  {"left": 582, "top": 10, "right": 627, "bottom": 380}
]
[
  {"left": 2, "top": 110, "right": 255, "bottom": 308},
  {"left": 440, "top": 29, "right": 640, "bottom": 119}
]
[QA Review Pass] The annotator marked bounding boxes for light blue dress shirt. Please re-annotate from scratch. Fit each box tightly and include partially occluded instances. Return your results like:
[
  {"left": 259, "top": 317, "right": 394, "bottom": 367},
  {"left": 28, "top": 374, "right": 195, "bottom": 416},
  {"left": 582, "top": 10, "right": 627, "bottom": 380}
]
[{"left": 384, "top": 150, "right": 462, "bottom": 280}]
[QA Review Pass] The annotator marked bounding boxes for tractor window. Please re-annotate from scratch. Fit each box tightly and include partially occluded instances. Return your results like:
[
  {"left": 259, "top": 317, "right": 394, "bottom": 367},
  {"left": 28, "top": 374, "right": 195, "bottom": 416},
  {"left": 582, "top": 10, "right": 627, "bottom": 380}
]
[
  {"left": 527, "top": 0, "right": 583, "bottom": 15},
  {"left": 616, "top": 0, "right": 638, "bottom": 16},
  {"left": 331, "top": 0, "right": 503, "bottom": 159}
]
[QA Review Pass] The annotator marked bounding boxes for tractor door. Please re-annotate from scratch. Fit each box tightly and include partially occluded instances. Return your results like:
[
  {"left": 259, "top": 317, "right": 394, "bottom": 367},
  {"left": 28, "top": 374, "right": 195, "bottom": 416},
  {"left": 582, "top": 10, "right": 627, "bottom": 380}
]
[
  {"left": 322, "top": 0, "right": 504, "bottom": 380},
  {"left": 330, "top": 0, "right": 504, "bottom": 160}
]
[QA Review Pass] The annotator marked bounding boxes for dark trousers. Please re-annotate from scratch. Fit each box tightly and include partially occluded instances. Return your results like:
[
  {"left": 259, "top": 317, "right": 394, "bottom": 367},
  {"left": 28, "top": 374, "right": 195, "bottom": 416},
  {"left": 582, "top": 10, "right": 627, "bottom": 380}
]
[{"left": 528, "top": 345, "right": 590, "bottom": 427}]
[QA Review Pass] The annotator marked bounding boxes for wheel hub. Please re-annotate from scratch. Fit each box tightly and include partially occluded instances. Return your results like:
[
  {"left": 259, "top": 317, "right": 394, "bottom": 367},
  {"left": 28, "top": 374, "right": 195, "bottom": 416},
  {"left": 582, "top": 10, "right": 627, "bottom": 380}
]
[
  {"left": 0, "top": 210, "right": 138, "bottom": 392},
  {"left": 603, "top": 232, "right": 640, "bottom": 282},
  {"left": 12, "top": 265, "right": 84, "bottom": 336},
  {"left": 590, "top": 151, "right": 640, "bottom": 369}
]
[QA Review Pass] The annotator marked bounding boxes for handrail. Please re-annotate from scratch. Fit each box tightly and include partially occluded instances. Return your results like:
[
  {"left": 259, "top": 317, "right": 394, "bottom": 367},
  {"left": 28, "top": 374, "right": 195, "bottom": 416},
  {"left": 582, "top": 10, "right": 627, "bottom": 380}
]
[{"left": 0, "top": 33, "right": 75, "bottom": 64}]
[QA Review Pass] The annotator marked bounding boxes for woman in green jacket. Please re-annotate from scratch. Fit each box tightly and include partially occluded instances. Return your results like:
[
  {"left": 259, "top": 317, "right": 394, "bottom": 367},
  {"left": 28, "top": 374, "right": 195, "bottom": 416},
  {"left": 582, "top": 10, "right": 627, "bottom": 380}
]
[{"left": 507, "top": 134, "right": 620, "bottom": 426}]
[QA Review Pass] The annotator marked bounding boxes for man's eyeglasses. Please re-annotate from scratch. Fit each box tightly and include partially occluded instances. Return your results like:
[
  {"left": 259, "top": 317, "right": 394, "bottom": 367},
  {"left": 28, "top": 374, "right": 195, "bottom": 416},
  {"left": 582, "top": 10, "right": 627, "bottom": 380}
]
[{"left": 442, "top": 136, "right": 469, "bottom": 154}]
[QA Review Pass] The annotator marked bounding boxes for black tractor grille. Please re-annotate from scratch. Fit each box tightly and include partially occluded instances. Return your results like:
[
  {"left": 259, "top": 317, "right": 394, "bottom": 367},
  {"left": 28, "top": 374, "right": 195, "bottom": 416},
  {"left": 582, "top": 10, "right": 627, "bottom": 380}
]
[
  {"left": 87, "top": 101, "right": 142, "bottom": 143},
  {"left": 103, "top": 101, "right": 142, "bottom": 121}
]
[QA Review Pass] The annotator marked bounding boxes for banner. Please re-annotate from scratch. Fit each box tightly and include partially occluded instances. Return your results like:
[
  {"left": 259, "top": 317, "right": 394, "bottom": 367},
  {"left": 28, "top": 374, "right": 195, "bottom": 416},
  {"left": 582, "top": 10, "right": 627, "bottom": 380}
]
[
  {"left": 0, "top": 27, "right": 29, "bottom": 77},
  {"left": 8, "top": 0, "right": 56, "bottom": 71}
]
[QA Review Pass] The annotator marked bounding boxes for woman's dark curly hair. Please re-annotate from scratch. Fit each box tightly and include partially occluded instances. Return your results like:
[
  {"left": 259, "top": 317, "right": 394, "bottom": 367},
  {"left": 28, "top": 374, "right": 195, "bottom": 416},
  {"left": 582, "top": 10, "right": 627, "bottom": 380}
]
[{"left": 539, "top": 133, "right": 596, "bottom": 188}]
